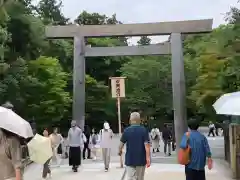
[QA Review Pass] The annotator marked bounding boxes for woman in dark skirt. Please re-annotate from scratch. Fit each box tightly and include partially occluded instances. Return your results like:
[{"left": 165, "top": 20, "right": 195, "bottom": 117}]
[
  {"left": 68, "top": 120, "right": 83, "bottom": 172},
  {"left": 69, "top": 146, "right": 81, "bottom": 168}
]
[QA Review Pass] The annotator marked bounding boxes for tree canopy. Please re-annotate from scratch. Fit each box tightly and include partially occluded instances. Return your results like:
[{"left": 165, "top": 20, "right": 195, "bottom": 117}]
[{"left": 0, "top": 0, "right": 239, "bottom": 131}]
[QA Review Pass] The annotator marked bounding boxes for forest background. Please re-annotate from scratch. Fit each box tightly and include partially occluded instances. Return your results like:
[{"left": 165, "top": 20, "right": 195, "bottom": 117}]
[{"left": 0, "top": 0, "right": 239, "bottom": 133}]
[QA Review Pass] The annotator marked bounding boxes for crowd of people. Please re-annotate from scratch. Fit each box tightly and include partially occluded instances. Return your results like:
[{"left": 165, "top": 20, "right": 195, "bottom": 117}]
[
  {"left": 150, "top": 124, "right": 176, "bottom": 156},
  {"left": 0, "top": 108, "right": 213, "bottom": 180},
  {"left": 40, "top": 120, "right": 114, "bottom": 178}
]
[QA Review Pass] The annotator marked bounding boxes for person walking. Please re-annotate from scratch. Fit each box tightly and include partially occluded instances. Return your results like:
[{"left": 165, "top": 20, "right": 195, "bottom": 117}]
[
  {"left": 83, "top": 125, "right": 91, "bottom": 159},
  {"left": 208, "top": 121, "right": 215, "bottom": 137},
  {"left": 215, "top": 122, "right": 222, "bottom": 136},
  {"left": 42, "top": 129, "right": 52, "bottom": 179},
  {"left": 90, "top": 128, "right": 98, "bottom": 160},
  {"left": 0, "top": 128, "right": 23, "bottom": 180},
  {"left": 180, "top": 121, "right": 212, "bottom": 180},
  {"left": 50, "top": 127, "right": 64, "bottom": 167},
  {"left": 118, "top": 112, "right": 151, "bottom": 180},
  {"left": 150, "top": 125, "right": 160, "bottom": 153},
  {"left": 162, "top": 124, "right": 172, "bottom": 156},
  {"left": 67, "top": 120, "right": 84, "bottom": 172},
  {"left": 99, "top": 122, "right": 113, "bottom": 172}
]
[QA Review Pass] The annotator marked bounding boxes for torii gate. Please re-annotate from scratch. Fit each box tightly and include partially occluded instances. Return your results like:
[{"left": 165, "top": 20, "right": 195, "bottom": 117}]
[{"left": 45, "top": 19, "right": 213, "bottom": 147}]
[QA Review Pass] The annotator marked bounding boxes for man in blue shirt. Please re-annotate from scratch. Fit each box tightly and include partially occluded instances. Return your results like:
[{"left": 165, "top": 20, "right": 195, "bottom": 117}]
[
  {"left": 180, "top": 120, "right": 212, "bottom": 180},
  {"left": 118, "top": 112, "right": 150, "bottom": 180}
]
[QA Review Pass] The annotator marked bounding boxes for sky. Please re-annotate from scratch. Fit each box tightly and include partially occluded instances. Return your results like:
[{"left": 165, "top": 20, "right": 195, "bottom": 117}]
[{"left": 35, "top": 0, "right": 240, "bottom": 44}]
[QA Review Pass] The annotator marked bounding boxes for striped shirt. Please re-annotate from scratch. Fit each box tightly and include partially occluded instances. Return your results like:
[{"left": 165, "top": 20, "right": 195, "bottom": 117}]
[{"left": 180, "top": 130, "right": 211, "bottom": 170}]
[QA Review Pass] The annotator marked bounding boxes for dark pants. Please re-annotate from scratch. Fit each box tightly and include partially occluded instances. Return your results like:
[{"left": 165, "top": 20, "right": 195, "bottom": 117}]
[
  {"left": 42, "top": 158, "right": 51, "bottom": 178},
  {"left": 208, "top": 128, "right": 215, "bottom": 137},
  {"left": 185, "top": 167, "right": 205, "bottom": 180},
  {"left": 172, "top": 141, "right": 176, "bottom": 151},
  {"left": 83, "top": 143, "right": 91, "bottom": 159},
  {"left": 163, "top": 140, "right": 171, "bottom": 154}
]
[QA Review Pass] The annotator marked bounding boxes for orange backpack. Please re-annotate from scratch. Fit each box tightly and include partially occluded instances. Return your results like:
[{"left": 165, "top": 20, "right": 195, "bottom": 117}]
[{"left": 178, "top": 132, "right": 191, "bottom": 165}]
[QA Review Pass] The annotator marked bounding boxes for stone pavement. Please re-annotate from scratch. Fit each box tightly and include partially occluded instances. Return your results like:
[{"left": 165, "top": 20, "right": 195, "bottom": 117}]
[
  {"left": 24, "top": 159, "right": 232, "bottom": 180},
  {"left": 23, "top": 128, "right": 226, "bottom": 180}
]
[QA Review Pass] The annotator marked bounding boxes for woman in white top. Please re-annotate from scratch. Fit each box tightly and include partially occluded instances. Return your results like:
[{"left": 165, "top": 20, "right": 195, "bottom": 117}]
[
  {"left": 49, "top": 127, "right": 63, "bottom": 166},
  {"left": 89, "top": 128, "right": 98, "bottom": 160},
  {"left": 99, "top": 122, "right": 113, "bottom": 172},
  {"left": 150, "top": 125, "right": 161, "bottom": 153}
]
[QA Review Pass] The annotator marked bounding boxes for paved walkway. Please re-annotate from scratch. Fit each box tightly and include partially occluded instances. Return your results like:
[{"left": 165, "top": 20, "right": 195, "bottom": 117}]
[
  {"left": 24, "top": 159, "right": 232, "bottom": 180},
  {"left": 23, "top": 130, "right": 226, "bottom": 180}
]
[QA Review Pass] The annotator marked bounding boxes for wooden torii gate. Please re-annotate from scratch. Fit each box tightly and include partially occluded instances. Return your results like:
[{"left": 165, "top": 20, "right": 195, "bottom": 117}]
[{"left": 45, "top": 19, "right": 213, "bottom": 147}]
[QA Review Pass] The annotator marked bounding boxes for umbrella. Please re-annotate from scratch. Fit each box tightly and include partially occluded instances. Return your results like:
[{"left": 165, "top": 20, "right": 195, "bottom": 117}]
[
  {"left": 0, "top": 106, "right": 33, "bottom": 138},
  {"left": 213, "top": 91, "right": 240, "bottom": 115},
  {"left": 27, "top": 134, "right": 53, "bottom": 164}
]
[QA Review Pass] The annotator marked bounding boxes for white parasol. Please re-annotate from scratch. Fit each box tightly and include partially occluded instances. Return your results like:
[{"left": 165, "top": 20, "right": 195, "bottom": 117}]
[
  {"left": 0, "top": 106, "right": 33, "bottom": 138},
  {"left": 213, "top": 91, "right": 240, "bottom": 115}
]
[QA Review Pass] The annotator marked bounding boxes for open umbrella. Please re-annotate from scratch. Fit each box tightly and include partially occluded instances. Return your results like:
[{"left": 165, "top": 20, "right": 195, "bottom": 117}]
[
  {"left": 0, "top": 106, "right": 33, "bottom": 138},
  {"left": 27, "top": 134, "right": 53, "bottom": 164},
  {"left": 213, "top": 91, "right": 240, "bottom": 115}
]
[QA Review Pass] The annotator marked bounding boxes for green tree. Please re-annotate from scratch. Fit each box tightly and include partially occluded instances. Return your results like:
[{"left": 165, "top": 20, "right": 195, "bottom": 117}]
[
  {"left": 25, "top": 56, "right": 71, "bottom": 127},
  {"left": 137, "top": 36, "right": 151, "bottom": 45},
  {"left": 121, "top": 56, "right": 172, "bottom": 118},
  {"left": 36, "top": 0, "right": 69, "bottom": 25},
  {"left": 5, "top": 0, "right": 46, "bottom": 61}
]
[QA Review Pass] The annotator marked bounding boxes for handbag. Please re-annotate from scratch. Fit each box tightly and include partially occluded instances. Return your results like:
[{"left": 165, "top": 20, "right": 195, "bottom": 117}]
[
  {"left": 57, "top": 144, "right": 62, "bottom": 154},
  {"left": 178, "top": 132, "right": 191, "bottom": 165},
  {"left": 64, "top": 152, "right": 68, "bottom": 158}
]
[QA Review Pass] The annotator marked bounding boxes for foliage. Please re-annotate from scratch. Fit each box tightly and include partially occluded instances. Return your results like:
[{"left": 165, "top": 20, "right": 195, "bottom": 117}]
[
  {"left": 121, "top": 56, "right": 172, "bottom": 118},
  {"left": 25, "top": 56, "right": 71, "bottom": 126},
  {"left": 0, "top": 0, "right": 239, "bottom": 131},
  {"left": 137, "top": 36, "right": 151, "bottom": 45}
]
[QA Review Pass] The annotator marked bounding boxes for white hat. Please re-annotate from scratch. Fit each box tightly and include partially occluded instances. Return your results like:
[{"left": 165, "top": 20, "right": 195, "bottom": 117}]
[
  {"left": 103, "top": 122, "right": 110, "bottom": 129},
  {"left": 130, "top": 112, "right": 140, "bottom": 121}
]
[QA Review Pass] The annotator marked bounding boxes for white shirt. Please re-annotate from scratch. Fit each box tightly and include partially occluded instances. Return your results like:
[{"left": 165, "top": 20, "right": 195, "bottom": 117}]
[
  {"left": 209, "top": 124, "right": 215, "bottom": 129},
  {"left": 99, "top": 129, "right": 113, "bottom": 148},
  {"left": 151, "top": 128, "right": 160, "bottom": 140}
]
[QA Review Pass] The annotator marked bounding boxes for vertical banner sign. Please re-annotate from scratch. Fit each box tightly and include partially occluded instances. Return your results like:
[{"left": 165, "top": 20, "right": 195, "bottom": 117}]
[
  {"left": 109, "top": 77, "right": 126, "bottom": 135},
  {"left": 110, "top": 77, "right": 126, "bottom": 98}
]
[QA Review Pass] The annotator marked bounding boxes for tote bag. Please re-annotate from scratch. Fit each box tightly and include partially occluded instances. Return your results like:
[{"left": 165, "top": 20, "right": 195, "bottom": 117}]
[{"left": 178, "top": 132, "right": 191, "bottom": 165}]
